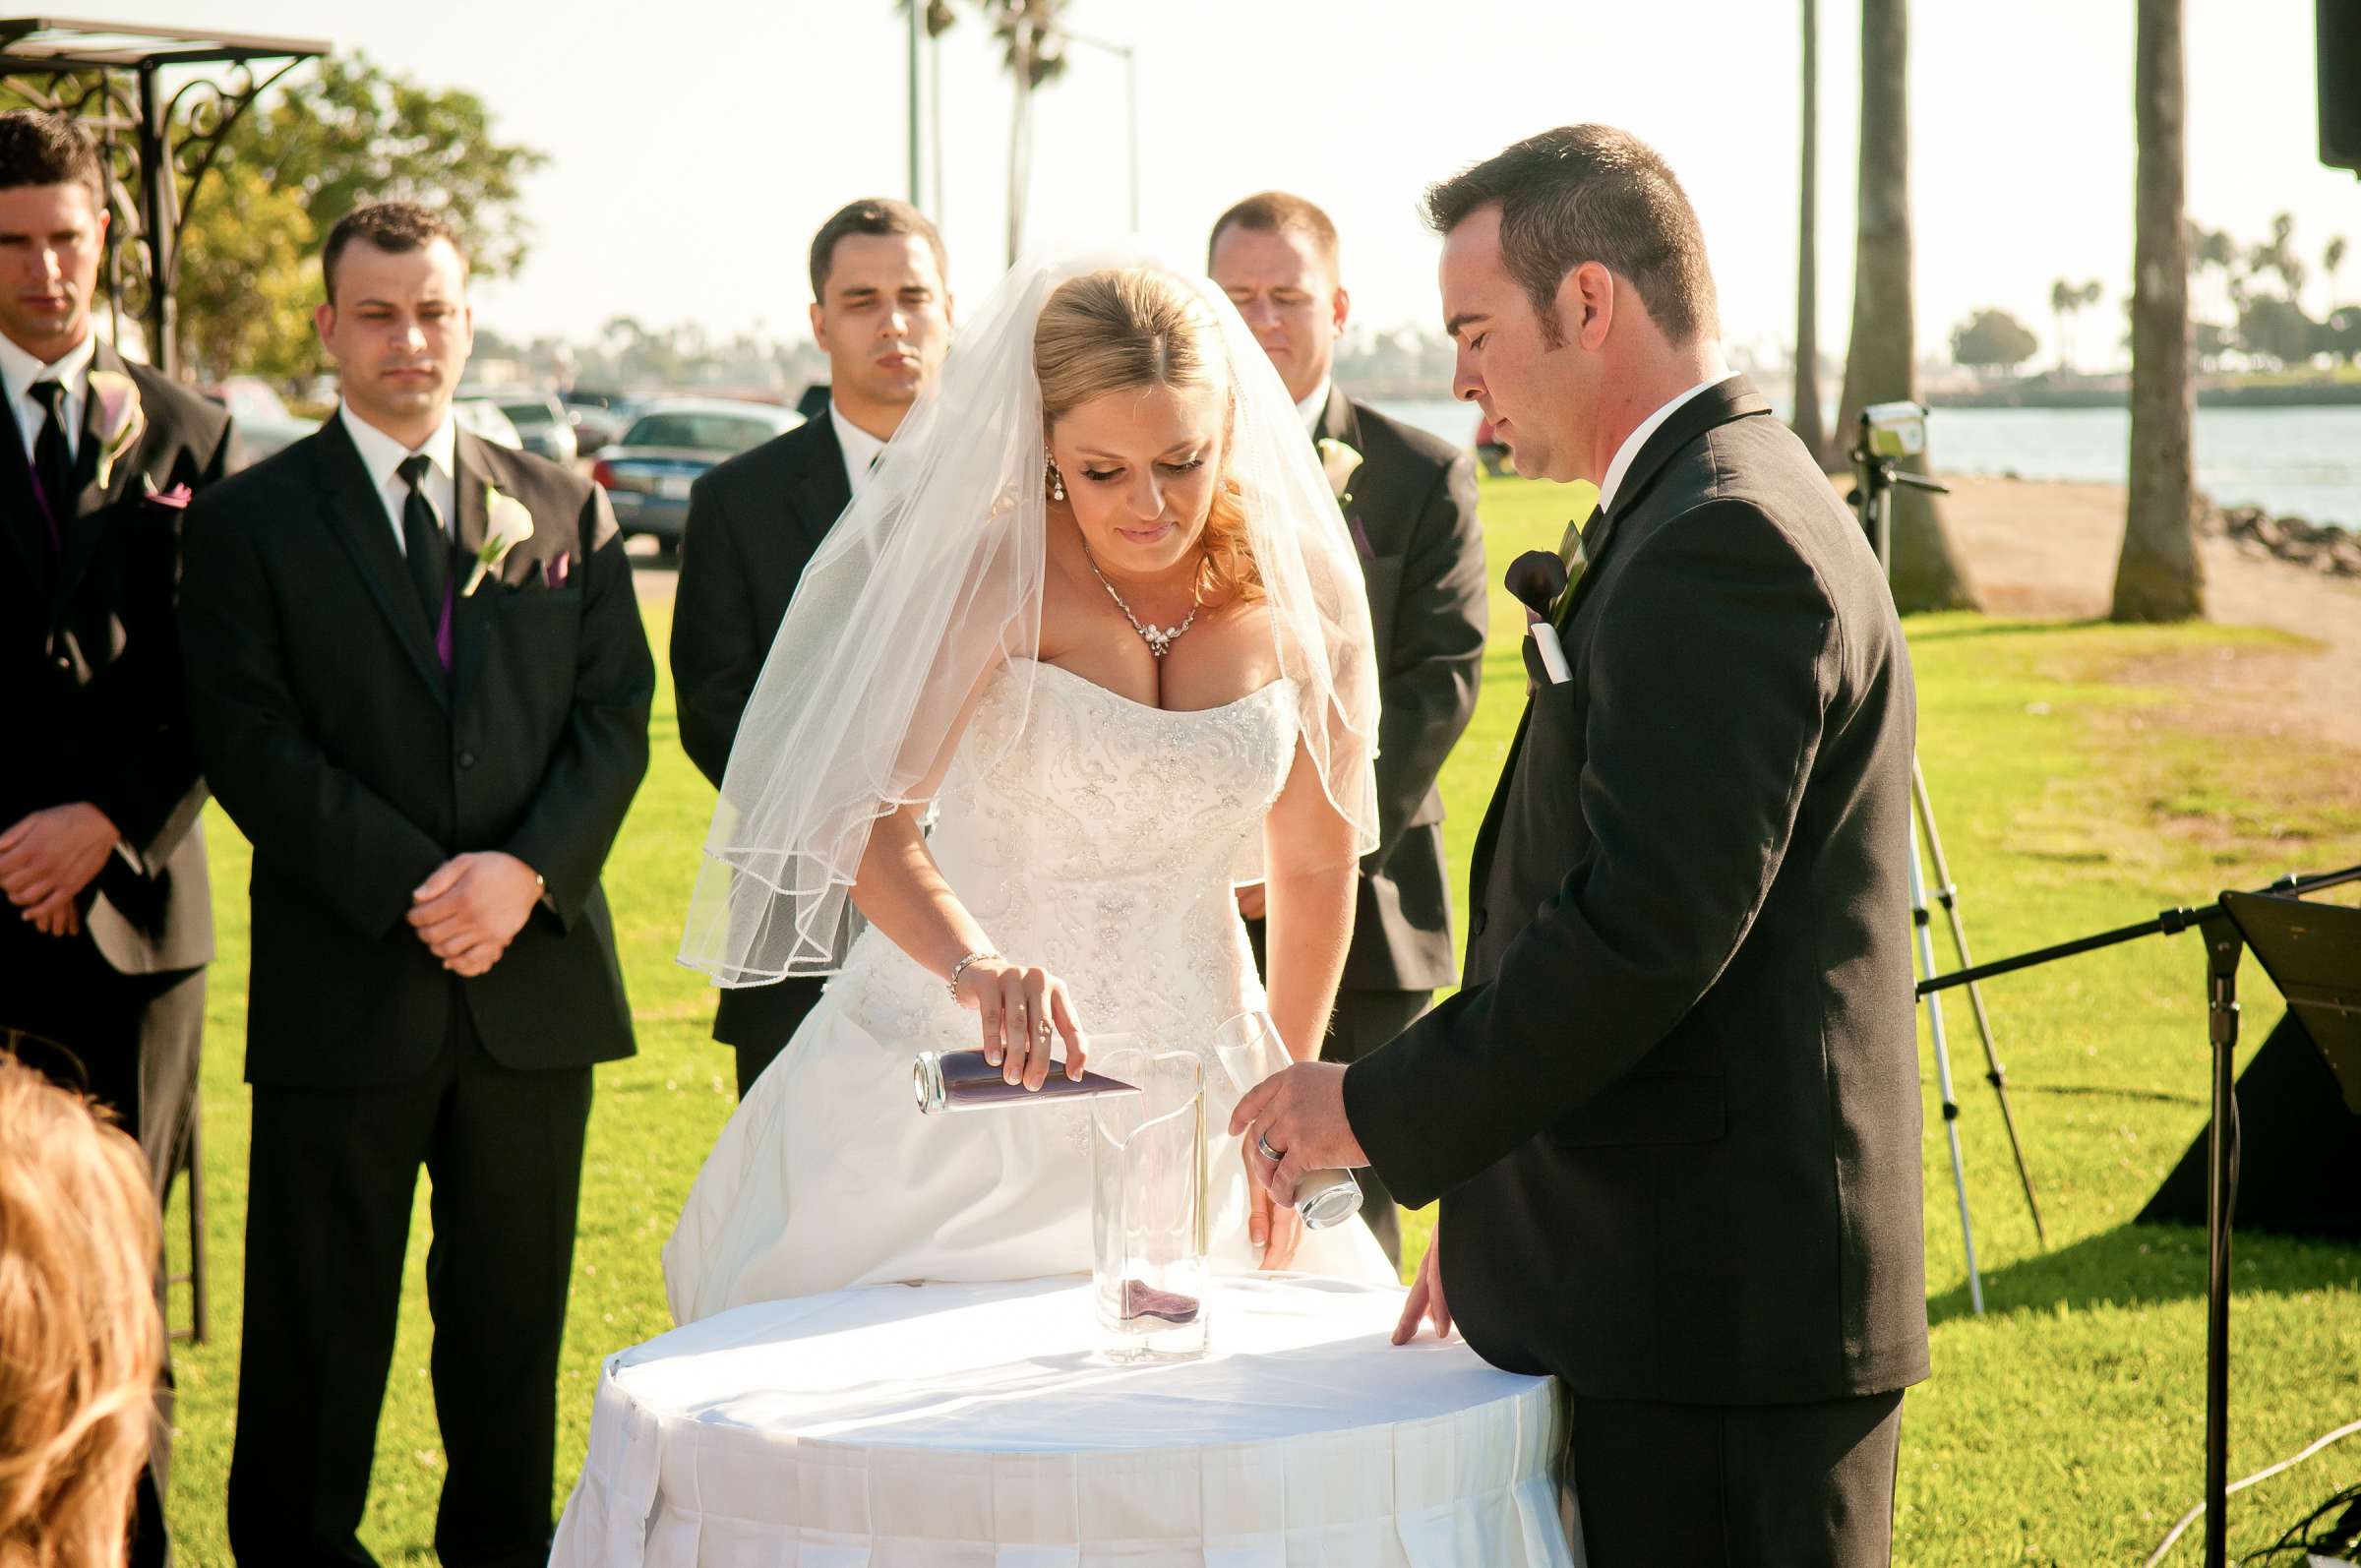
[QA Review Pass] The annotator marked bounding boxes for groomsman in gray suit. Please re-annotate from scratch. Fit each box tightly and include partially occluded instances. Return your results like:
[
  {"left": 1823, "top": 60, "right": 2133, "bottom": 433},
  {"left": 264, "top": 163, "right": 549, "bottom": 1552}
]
[{"left": 1210, "top": 192, "right": 1487, "bottom": 1267}]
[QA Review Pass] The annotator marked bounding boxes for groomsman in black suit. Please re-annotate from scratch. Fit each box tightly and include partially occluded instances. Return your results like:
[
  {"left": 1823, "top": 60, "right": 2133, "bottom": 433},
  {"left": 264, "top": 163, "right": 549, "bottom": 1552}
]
[
  {"left": 1209, "top": 192, "right": 1486, "bottom": 1268},
  {"left": 671, "top": 198, "right": 951, "bottom": 1094},
  {"left": 1237, "top": 127, "right": 1928, "bottom": 1563},
  {"left": 180, "top": 202, "right": 653, "bottom": 1567},
  {"left": 0, "top": 109, "right": 234, "bottom": 1565}
]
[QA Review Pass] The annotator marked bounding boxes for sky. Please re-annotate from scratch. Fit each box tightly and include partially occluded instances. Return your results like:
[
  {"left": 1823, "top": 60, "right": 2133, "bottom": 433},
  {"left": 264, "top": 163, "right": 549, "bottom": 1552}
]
[{"left": 118, "top": 0, "right": 2361, "bottom": 371}]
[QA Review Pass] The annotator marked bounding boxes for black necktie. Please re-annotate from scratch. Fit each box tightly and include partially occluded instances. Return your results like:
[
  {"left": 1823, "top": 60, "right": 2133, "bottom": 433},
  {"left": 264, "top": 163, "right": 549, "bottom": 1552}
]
[
  {"left": 396, "top": 453, "right": 449, "bottom": 625},
  {"left": 29, "top": 379, "right": 75, "bottom": 531}
]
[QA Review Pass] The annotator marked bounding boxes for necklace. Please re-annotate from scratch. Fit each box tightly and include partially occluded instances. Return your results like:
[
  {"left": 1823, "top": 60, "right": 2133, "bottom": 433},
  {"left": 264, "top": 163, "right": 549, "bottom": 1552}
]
[{"left": 1080, "top": 540, "right": 1202, "bottom": 658}]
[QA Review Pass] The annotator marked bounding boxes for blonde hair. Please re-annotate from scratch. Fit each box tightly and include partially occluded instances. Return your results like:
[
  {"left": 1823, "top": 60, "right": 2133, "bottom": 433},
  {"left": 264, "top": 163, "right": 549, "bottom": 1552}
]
[
  {"left": 0, "top": 1055, "right": 160, "bottom": 1568},
  {"left": 1034, "top": 269, "right": 1263, "bottom": 603}
]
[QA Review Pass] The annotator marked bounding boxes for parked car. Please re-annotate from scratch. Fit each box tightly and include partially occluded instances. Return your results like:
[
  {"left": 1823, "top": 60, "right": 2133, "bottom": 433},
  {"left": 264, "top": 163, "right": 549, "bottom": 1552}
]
[
  {"left": 560, "top": 388, "right": 636, "bottom": 456},
  {"left": 452, "top": 396, "right": 523, "bottom": 451},
  {"left": 209, "top": 376, "right": 318, "bottom": 469},
  {"left": 464, "top": 388, "right": 576, "bottom": 465},
  {"left": 591, "top": 398, "right": 803, "bottom": 553}
]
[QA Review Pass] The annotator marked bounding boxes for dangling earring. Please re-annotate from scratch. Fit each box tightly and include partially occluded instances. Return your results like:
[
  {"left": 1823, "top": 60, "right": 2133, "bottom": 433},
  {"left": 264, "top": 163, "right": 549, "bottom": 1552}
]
[{"left": 1045, "top": 450, "right": 1066, "bottom": 502}]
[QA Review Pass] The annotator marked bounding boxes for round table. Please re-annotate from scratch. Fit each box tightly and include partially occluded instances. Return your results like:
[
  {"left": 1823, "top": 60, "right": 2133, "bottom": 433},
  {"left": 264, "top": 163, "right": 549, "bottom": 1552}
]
[{"left": 553, "top": 1273, "right": 1575, "bottom": 1566}]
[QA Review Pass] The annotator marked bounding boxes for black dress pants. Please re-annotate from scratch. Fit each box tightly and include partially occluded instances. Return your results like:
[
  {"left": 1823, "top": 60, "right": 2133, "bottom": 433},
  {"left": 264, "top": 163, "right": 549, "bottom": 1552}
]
[
  {"left": 1567, "top": 1388, "right": 1906, "bottom": 1566},
  {"left": 228, "top": 992, "right": 592, "bottom": 1568}
]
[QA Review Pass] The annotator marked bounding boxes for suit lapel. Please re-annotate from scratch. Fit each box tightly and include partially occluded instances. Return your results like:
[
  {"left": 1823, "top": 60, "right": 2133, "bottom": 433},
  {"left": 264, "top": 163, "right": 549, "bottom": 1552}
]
[
  {"left": 0, "top": 396, "right": 49, "bottom": 597},
  {"left": 793, "top": 413, "right": 852, "bottom": 551},
  {"left": 1549, "top": 375, "right": 1771, "bottom": 635},
  {"left": 49, "top": 344, "right": 143, "bottom": 616},
  {"left": 1317, "top": 388, "right": 1382, "bottom": 561},
  {"left": 454, "top": 432, "right": 491, "bottom": 564},
  {"left": 312, "top": 420, "right": 451, "bottom": 706}
]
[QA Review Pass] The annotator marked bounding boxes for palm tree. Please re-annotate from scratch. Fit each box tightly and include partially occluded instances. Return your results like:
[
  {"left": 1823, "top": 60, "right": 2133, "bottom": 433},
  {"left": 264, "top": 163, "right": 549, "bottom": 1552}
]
[
  {"left": 2325, "top": 234, "right": 2348, "bottom": 314},
  {"left": 1836, "top": 0, "right": 1976, "bottom": 610},
  {"left": 985, "top": 0, "right": 1070, "bottom": 264},
  {"left": 1792, "top": 0, "right": 1828, "bottom": 464},
  {"left": 2050, "top": 277, "right": 2076, "bottom": 372},
  {"left": 2111, "top": 0, "right": 2203, "bottom": 621},
  {"left": 913, "top": 0, "right": 1070, "bottom": 264}
]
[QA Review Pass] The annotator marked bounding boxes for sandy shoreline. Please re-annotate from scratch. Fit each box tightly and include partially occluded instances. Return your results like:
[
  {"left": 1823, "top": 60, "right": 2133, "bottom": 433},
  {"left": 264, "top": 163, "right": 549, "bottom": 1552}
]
[{"left": 1930, "top": 474, "right": 2361, "bottom": 758}]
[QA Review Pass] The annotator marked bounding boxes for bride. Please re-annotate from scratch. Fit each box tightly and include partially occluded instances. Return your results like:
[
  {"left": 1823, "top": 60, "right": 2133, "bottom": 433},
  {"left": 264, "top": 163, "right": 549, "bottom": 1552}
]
[{"left": 663, "top": 254, "right": 1398, "bottom": 1320}]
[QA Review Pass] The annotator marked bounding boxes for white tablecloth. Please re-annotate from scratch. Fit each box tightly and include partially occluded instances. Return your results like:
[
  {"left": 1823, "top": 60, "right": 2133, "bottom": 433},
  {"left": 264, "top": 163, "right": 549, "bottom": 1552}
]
[{"left": 552, "top": 1274, "right": 1576, "bottom": 1566}]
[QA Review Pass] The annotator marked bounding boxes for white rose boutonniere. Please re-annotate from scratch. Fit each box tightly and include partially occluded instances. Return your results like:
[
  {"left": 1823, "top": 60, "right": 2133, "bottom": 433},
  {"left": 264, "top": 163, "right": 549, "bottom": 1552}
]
[
  {"left": 1315, "top": 437, "right": 1362, "bottom": 510},
  {"left": 463, "top": 487, "right": 536, "bottom": 595},
  {"left": 87, "top": 369, "right": 146, "bottom": 490}
]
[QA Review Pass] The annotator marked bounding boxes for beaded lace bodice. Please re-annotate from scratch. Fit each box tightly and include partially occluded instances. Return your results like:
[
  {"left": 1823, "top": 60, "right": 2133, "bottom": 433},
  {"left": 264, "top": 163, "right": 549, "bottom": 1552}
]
[{"left": 826, "top": 658, "right": 1299, "bottom": 1061}]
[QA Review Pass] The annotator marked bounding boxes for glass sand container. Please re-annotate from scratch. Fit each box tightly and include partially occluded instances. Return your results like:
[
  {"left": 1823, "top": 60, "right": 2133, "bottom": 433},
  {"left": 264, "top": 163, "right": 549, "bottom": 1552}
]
[{"left": 1089, "top": 1044, "right": 1210, "bottom": 1362}]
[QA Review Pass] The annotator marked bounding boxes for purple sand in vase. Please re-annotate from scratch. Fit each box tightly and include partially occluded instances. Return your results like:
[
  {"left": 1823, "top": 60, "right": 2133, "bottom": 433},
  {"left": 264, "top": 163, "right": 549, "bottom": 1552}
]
[{"left": 1119, "top": 1280, "right": 1201, "bottom": 1325}]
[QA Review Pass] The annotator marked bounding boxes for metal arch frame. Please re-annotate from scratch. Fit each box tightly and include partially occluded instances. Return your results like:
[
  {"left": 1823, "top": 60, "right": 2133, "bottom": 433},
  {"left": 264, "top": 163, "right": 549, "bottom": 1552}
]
[{"left": 1, "top": 19, "right": 327, "bottom": 377}]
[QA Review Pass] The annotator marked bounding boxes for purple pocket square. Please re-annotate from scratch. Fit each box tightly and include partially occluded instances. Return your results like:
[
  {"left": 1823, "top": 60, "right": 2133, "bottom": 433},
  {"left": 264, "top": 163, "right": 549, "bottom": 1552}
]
[{"left": 544, "top": 552, "right": 571, "bottom": 589}]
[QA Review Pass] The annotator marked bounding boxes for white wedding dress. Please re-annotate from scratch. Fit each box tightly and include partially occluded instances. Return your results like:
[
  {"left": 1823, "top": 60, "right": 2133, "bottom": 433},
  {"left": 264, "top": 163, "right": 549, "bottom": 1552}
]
[{"left": 664, "top": 657, "right": 1396, "bottom": 1322}]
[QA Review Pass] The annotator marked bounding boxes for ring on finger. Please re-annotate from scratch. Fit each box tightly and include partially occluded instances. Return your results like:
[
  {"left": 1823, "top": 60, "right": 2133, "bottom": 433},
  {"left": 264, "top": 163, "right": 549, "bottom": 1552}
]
[{"left": 1256, "top": 1131, "right": 1284, "bottom": 1163}]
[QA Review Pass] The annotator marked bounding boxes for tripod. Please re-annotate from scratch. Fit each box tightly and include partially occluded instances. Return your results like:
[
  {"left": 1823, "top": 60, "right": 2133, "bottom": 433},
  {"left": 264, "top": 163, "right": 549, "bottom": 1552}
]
[
  {"left": 1851, "top": 432, "right": 2047, "bottom": 1316},
  {"left": 1919, "top": 864, "right": 2361, "bottom": 1568}
]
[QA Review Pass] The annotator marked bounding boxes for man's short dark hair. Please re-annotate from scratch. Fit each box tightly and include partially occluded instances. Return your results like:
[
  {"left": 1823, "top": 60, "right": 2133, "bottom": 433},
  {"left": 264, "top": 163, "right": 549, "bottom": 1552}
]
[
  {"left": 1206, "top": 191, "right": 1340, "bottom": 277},
  {"left": 321, "top": 201, "right": 467, "bottom": 304},
  {"left": 0, "top": 110, "right": 105, "bottom": 203},
  {"left": 1424, "top": 125, "right": 1719, "bottom": 348},
  {"left": 808, "top": 199, "right": 946, "bottom": 303}
]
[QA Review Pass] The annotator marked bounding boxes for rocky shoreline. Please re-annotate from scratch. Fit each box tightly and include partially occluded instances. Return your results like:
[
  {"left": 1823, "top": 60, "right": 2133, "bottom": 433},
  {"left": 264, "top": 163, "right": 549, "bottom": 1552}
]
[{"left": 2203, "top": 501, "right": 2361, "bottom": 578}]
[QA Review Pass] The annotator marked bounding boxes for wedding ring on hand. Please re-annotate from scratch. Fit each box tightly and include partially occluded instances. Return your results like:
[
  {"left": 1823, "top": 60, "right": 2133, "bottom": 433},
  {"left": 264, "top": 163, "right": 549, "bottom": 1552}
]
[{"left": 1256, "top": 1131, "right": 1284, "bottom": 1163}]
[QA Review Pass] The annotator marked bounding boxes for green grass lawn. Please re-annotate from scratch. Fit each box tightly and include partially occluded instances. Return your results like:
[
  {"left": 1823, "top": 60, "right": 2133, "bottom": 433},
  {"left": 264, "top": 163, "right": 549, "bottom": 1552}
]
[{"left": 160, "top": 475, "right": 2361, "bottom": 1564}]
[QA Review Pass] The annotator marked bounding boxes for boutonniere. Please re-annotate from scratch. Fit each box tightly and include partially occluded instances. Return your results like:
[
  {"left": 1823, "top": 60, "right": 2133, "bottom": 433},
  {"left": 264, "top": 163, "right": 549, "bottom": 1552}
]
[
  {"left": 1316, "top": 437, "right": 1362, "bottom": 511},
  {"left": 87, "top": 369, "right": 146, "bottom": 490},
  {"left": 141, "top": 478, "right": 193, "bottom": 511},
  {"left": 462, "top": 486, "right": 536, "bottom": 595}
]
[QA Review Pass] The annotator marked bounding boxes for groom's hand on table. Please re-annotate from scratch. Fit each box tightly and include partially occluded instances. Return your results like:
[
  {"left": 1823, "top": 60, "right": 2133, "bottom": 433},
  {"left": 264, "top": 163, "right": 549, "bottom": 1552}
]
[
  {"left": 1244, "top": 1158, "right": 1304, "bottom": 1271},
  {"left": 1392, "top": 1233, "right": 1453, "bottom": 1345},
  {"left": 953, "top": 958, "right": 1086, "bottom": 1089},
  {"left": 1230, "top": 1061, "right": 1365, "bottom": 1206}
]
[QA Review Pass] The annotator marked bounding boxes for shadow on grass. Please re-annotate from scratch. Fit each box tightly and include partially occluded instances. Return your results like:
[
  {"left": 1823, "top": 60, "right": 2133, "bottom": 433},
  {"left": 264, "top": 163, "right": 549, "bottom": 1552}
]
[
  {"left": 1927, "top": 1221, "right": 2361, "bottom": 1328},
  {"left": 1903, "top": 617, "right": 2111, "bottom": 644}
]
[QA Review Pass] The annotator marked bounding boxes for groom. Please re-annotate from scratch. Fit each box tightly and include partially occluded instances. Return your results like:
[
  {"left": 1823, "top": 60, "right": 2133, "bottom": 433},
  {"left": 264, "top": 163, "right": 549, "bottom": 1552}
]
[
  {"left": 180, "top": 201, "right": 653, "bottom": 1565},
  {"left": 1235, "top": 126, "right": 1929, "bottom": 1563}
]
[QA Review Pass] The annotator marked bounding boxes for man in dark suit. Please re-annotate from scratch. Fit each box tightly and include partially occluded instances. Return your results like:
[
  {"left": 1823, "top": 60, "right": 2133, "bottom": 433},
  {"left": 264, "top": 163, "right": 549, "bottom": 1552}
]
[
  {"left": 1235, "top": 127, "right": 1928, "bottom": 1564},
  {"left": 0, "top": 107, "right": 235, "bottom": 1568},
  {"left": 1208, "top": 192, "right": 1485, "bottom": 1268},
  {"left": 671, "top": 198, "right": 950, "bottom": 1095},
  {"left": 180, "top": 202, "right": 653, "bottom": 1567}
]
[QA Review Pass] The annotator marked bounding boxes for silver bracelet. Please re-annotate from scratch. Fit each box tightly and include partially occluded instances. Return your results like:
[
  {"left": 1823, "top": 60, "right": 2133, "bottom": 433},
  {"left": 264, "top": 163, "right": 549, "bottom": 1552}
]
[{"left": 946, "top": 950, "right": 1000, "bottom": 999}]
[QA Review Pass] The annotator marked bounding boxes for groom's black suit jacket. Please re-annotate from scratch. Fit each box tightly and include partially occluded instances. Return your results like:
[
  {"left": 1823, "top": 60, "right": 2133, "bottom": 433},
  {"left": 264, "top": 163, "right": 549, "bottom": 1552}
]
[
  {"left": 0, "top": 342, "right": 232, "bottom": 1013},
  {"left": 179, "top": 419, "right": 652, "bottom": 1087},
  {"left": 1346, "top": 378, "right": 1931, "bottom": 1406},
  {"left": 670, "top": 412, "right": 850, "bottom": 1049}
]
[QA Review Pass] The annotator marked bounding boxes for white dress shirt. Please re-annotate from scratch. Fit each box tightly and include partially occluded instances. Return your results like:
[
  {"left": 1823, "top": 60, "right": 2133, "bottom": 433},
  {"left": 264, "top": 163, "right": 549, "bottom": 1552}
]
[
  {"left": 0, "top": 330, "right": 95, "bottom": 466},
  {"left": 1598, "top": 376, "right": 1725, "bottom": 516},
  {"left": 1295, "top": 377, "right": 1333, "bottom": 437},
  {"left": 829, "top": 402, "right": 888, "bottom": 501},
  {"left": 340, "top": 400, "right": 457, "bottom": 557}
]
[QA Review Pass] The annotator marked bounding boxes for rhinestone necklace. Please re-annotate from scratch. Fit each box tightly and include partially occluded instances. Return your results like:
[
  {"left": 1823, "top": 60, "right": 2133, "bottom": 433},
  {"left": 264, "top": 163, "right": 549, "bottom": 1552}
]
[{"left": 1081, "top": 541, "right": 1202, "bottom": 658}]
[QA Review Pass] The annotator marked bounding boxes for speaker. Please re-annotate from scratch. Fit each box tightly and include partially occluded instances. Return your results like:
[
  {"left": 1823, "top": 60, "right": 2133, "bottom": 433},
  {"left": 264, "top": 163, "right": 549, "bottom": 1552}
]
[{"left": 2327, "top": 0, "right": 2361, "bottom": 174}]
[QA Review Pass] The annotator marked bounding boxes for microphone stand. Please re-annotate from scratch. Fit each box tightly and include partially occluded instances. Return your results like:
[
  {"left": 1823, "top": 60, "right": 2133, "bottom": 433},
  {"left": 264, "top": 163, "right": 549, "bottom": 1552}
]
[{"left": 1918, "top": 862, "right": 2361, "bottom": 1568}]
